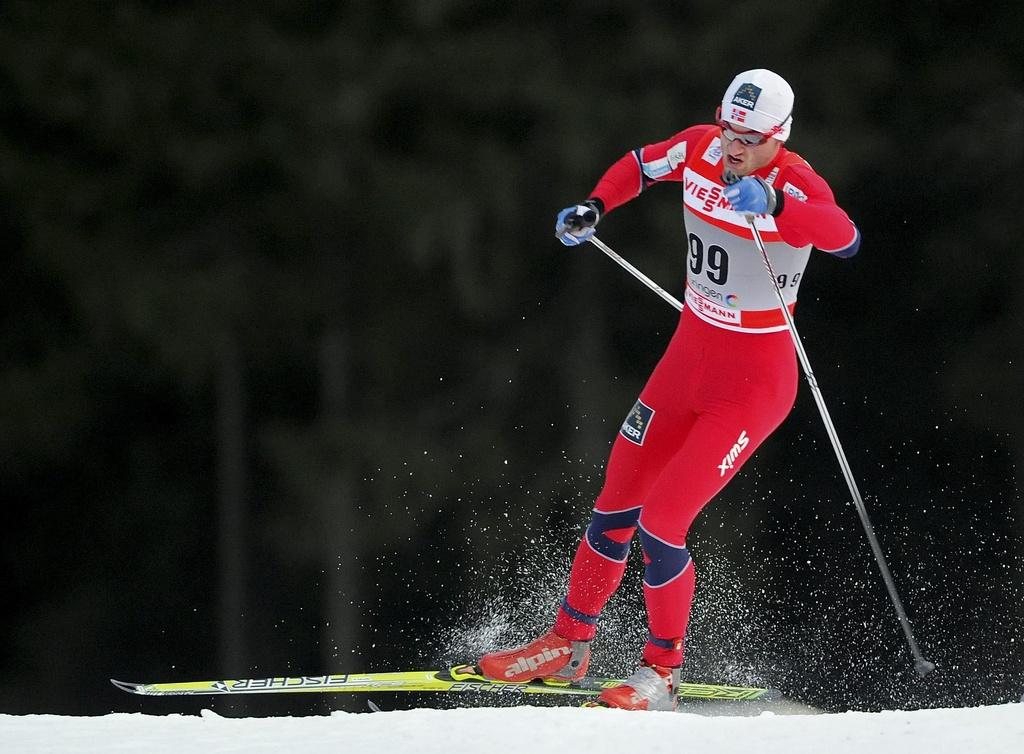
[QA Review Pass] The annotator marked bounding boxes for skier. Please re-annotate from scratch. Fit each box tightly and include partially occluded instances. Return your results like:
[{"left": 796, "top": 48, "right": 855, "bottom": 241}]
[{"left": 477, "top": 69, "right": 860, "bottom": 711}]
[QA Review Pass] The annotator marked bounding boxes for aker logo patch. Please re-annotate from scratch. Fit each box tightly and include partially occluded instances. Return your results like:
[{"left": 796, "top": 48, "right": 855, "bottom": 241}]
[
  {"left": 620, "top": 399, "right": 655, "bottom": 446},
  {"left": 731, "top": 83, "right": 762, "bottom": 110}
]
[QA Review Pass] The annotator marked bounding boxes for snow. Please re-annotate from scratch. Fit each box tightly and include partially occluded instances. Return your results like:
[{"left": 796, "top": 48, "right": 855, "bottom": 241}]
[{"left": 2, "top": 703, "right": 1022, "bottom": 754}]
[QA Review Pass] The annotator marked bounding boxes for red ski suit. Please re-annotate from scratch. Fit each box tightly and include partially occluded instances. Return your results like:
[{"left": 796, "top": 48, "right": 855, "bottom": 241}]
[{"left": 554, "top": 125, "right": 859, "bottom": 667}]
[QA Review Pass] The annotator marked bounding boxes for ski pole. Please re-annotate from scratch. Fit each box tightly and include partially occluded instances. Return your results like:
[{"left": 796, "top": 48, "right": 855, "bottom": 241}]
[
  {"left": 586, "top": 231, "right": 935, "bottom": 677},
  {"left": 587, "top": 236, "right": 683, "bottom": 312},
  {"left": 740, "top": 216, "right": 935, "bottom": 678}
]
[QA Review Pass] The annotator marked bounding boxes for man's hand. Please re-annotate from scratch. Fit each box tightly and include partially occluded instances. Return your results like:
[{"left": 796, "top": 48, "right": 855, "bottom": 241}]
[
  {"left": 555, "top": 201, "right": 601, "bottom": 246},
  {"left": 723, "top": 177, "right": 777, "bottom": 215}
]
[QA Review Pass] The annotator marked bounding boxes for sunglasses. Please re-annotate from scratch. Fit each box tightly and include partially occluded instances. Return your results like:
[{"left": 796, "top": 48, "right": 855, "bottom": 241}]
[
  {"left": 714, "top": 106, "right": 776, "bottom": 146},
  {"left": 718, "top": 121, "right": 770, "bottom": 146}
]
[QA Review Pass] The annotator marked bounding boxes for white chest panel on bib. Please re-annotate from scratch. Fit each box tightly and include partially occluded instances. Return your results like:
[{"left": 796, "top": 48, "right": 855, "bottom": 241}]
[{"left": 681, "top": 162, "right": 811, "bottom": 333}]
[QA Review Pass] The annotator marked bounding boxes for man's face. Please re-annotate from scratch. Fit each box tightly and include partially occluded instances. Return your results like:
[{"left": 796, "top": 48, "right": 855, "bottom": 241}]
[{"left": 719, "top": 121, "right": 782, "bottom": 177}]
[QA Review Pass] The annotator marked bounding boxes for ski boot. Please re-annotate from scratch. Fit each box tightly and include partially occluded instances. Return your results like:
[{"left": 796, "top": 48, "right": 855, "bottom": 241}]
[
  {"left": 594, "top": 662, "right": 680, "bottom": 711},
  {"left": 477, "top": 629, "right": 591, "bottom": 683}
]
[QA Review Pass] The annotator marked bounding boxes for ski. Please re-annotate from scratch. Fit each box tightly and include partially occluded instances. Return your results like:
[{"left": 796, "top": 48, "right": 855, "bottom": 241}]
[{"left": 112, "top": 664, "right": 778, "bottom": 702}]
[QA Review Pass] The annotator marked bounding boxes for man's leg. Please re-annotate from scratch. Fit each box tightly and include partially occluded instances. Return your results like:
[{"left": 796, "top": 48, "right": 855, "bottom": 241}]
[
  {"left": 638, "top": 397, "right": 795, "bottom": 666},
  {"left": 555, "top": 401, "right": 698, "bottom": 641}
]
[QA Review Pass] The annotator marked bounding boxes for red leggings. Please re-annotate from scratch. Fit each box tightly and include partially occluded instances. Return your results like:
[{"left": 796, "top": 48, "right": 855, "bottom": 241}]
[{"left": 554, "top": 307, "right": 798, "bottom": 666}]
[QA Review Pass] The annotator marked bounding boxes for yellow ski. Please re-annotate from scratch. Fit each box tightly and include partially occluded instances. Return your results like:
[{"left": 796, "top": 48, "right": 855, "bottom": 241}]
[{"left": 112, "top": 664, "right": 777, "bottom": 701}]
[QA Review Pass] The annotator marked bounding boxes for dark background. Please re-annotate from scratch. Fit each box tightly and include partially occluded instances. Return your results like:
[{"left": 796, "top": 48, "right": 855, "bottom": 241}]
[{"left": 2, "top": 2, "right": 1022, "bottom": 717}]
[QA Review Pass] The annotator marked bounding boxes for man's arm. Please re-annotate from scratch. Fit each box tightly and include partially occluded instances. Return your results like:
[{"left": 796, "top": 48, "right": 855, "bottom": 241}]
[
  {"left": 588, "top": 125, "right": 715, "bottom": 214},
  {"left": 773, "top": 163, "right": 860, "bottom": 257}
]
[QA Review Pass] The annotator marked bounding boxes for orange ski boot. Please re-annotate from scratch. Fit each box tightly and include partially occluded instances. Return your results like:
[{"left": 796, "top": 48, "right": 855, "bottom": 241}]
[
  {"left": 477, "top": 629, "right": 591, "bottom": 682},
  {"left": 595, "top": 663, "right": 680, "bottom": 711}
]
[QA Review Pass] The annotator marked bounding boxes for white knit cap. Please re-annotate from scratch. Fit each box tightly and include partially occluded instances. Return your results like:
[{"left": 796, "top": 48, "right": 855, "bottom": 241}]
[{"left": 720, "top": 69, "right": 794, "bottom": 141}]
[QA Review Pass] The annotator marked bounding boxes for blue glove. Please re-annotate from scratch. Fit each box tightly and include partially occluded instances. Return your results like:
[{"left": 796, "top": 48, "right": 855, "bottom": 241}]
[
  {"left": 555, "top": 201, "right": 601, "bottom": 246},
  {"left": 723, "top": 177, "right": 777, "bottom": 215}
]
